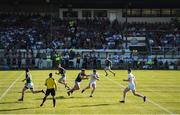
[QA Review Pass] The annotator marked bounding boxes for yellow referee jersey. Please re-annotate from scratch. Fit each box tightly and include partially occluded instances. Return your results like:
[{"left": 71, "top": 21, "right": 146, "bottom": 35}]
[{"left": 45, "top": 78, "right": 57, "bottom": 89}]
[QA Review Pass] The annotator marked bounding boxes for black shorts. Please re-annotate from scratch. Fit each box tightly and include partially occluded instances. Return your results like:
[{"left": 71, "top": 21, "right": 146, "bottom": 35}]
[{"left": 46, "top": 88, "right": 56, "bottom": 96}]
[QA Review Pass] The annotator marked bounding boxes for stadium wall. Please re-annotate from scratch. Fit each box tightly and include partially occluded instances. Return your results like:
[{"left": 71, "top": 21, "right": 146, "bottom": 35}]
[
  {"left": 59, "top": 9, "right": 173, "bottom": 23},
  {"left": 0, "top": 49, "right": 179, "bottom": 70}
]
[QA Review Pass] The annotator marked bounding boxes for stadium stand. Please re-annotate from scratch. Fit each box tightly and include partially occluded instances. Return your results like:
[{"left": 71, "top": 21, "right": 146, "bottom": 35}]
[{"left": 0, "top": 0, "right": 179, "bottom": 70}]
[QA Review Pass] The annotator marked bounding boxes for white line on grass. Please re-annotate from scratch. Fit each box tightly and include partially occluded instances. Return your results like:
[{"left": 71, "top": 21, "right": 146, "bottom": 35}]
[
  {"left": 102, "top": 75, "right": 174, "bottom": 115},
  {"left": 0, "top": 72, "right": 24, "bottom": 101}
]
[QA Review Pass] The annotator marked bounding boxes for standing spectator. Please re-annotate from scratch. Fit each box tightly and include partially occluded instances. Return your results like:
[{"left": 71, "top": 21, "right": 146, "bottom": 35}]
[
  {"left": 69, "top": 49, "right": 76, "bottom": 59},
  {"left": 26, "top": 54, "right": 30, "bottom": 69},
  {"left": 96, "top": 54, "right": 101, "bottom": 69},
  {"left": 6, "top": 55, "right": 11, "bottom": 68},
  {"left": 12, "top": 54, "right": 17, "bottom": 68},
  {"left": 93, "top": 55, "right": 97, "bottom": 69},
  {"left": 153, "top": 56, "right": 158, "bottom": 69},
  {"left": 18, "top": 55, "right": 22, "bottom": 69},
  {"left": 46, "top": 54, "right": 52, "bottom": 69},
  {"left": 76, "top": 52, "right": 81, "bottom": 69},
  {"left": 82, "top": 54, "right": 88, "bottom": 69},
  {"left": 38, "top": 58, "right": 43, "bottom": 69},
  {"left": 64, "top": 53, "right": 70, "bottom": 68}
]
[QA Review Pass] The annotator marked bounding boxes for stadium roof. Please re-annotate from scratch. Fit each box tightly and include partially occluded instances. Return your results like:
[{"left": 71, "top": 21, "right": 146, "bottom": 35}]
[{"left": 0, "top": 0, "right": 180, "bottom": 8}]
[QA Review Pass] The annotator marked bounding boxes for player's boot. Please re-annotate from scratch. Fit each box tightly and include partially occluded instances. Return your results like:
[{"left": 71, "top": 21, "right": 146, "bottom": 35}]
[
  {"left": 143, "top": 96, "right": 146, "bottom": 102},
  {"left": 53, "top": 98, "right": 56, "bottom": 107},
  {"left": 81, "top": 89, "right": 85, "bottom": 93},
  {"left": 41, "top": 90, "right": 45, "bottom": 94},
  {"left": 89, "top": 95, "right": 93, "bottom": 97},
  {"left": 67, "top": 91, "right": 70, "bottom": 96},
  {"left": 40, "top": 103, "right": 43, "bottom": 107},
  {"left": 113, "top": 73, "right": 116, "bottom": 77},
  {"left": 67, "top": 87, "right": 71, "bottom": 90},
  {"left": 18, "top": 98, "right": 23, "bottom": 101},
  {"left": 120, "top": 100, "right": 125, "bottom": 103}
]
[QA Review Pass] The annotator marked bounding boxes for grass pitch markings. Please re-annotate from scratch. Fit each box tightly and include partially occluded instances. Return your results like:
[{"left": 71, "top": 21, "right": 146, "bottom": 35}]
[{"left": 0, "top": 72, "right": 24, "bottom": 101}]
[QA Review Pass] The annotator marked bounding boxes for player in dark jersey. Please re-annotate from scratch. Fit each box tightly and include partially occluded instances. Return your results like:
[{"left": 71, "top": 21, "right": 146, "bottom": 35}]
[
  {"left": 67, "top": 69, "right": 89, "bottom": 96},
  {"left": 104, "top": 58, "right": 115, "bottom": 76},
  {"left": 55, "top": 64, "right": 70, "bottom": 90},
  {"left": 18, "top": 68, "right": 44, "bottom": 101}
]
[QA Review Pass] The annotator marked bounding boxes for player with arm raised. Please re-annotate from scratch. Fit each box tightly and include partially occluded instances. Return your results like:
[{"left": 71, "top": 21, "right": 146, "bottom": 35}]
[
  {"left": 104, "top": 57, "right": 115, "bottom": 77},
  {"left": 120, "top": 68, "right": 146, "bottom": 103},
  {"left": 81, "top": 69, "right": 99, "bottom": 97},
  {"left": 67, "top": 69, "right": 89, "bottom": 96},
  {"left": 18, "top": 68, "right": 44, "bottom": 101},
  {"left": 55, "top": 64, "right": 70, "bottom": 90}
]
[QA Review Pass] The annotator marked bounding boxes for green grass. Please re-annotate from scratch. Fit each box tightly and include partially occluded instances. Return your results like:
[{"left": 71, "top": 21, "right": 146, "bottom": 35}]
[{"left": 0, "top": 70, "right": 180, "bottom": 114}]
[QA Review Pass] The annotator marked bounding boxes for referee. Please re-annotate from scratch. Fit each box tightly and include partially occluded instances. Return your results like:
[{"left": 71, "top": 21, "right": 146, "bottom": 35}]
[{"left": 40, "top": 73, "right": 57, "bottom": 107}]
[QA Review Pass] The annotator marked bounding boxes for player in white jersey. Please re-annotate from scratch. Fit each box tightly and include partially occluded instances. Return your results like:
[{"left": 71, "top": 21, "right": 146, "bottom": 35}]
[
  {"left": 81, "top": 69, "right": 99, "bottom": 97},
  {"left": 120, "top": 68, "right": 146, "bottom": 103}
]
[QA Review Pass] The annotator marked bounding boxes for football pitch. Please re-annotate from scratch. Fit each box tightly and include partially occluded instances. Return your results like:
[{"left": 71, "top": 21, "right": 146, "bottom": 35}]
[{"left": 0, "top": 70, "right": 180, "bottom": 114}]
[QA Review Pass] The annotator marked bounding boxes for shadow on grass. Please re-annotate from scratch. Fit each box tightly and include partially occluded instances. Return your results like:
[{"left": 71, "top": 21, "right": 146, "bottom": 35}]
[
  {"left": 35, "top": 96, "right": 88, "bottom": 100},
  {"left": 69, "top": 103, "right": 114, "bottom": 108},
  {"left": 0, "top": 101, "right": 21, "bottom": 104},
  {"left": 17, "top": 91, "right": 33, "bottom": 93},
  {"left": 0, "top": 106, "right": 39, "bottom": 112}
]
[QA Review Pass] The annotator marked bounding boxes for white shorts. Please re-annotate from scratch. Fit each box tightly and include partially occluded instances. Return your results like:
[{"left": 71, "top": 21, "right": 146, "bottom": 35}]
[
  {"left": 89, "top": 81, "right": 96, "bottom": 88},
  {"left": 59, "top": 76, "right": 66, "bottom": 82},
  {"left": 128, "top": 83, "right": 135, "bottom": 90},
  {"left": 75, "top": 81, "right": 80, "bottom": 88},
  {"left": 105, "top": 66, "right": 111, "bottom": 70},
  {"left": 25, "top": 83, "right": 34, "bottom": 89}
]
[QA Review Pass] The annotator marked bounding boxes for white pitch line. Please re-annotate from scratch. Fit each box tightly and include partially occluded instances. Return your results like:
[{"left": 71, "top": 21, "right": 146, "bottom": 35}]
[
  {"left": 0, "top": 72, "right": 24, "bottom": 101},
  {"left": 102, "top": 75, "right": 174, "bottom": 115}
]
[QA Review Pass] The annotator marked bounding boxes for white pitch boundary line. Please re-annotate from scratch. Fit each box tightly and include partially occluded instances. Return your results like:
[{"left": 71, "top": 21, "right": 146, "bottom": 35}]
[
  {"left": 0, "top": 72, "right": 24, "bottom": 101},
  {"left": 101, "top": 74, "right": 174, "bottom": 115}
]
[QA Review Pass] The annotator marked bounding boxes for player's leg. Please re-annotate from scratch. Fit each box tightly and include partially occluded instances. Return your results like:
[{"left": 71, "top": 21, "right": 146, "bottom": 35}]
[
  {"left": 108, "top": 67, "right": 115, "bottom": 76},
  {"left": 89, "top": 83, "right": 96, "bottom": 97},
  {"left": 131, "top": 90, "right": 146, "bottom": 102},
  {"left": 58, "top": 77, "right": 64, "bottom": 84},
  {"left": 120, "top": 87, "right": 130, "bottom": 103},
  {"left": 67, "top": 85, "right": 75, "bottom": 96},
  {"left": 81, "top": 83, "right": 90, "bottom": 93},
  {"left": 62, "top": 79, "right": 70, "bottom": 90},
  {"left": 30, "top": 88, "right": 44, "bottom": 94},
  {"left": 18, "top": 86, "right": 28, "bottom": 101},
  {"left": 52, "top": 95, "right": 56, "bottom": 107},
  {"left": 40, "top": 89, "right": 50, "bottom": 107},
  {"left": 51, "top": 89, "right": 56, "bottom": 107},
  {"left": 58, "top": 77, "right": 70, "bottom": 89},
  {"left": 67, "top": 83, "right": 79, "bottom": 96},
  {"left": 104, "top": 68, "right": 108, "bottom": 76}
]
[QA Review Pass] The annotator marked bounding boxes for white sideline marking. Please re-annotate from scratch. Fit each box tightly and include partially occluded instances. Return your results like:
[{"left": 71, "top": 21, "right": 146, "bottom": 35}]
[
  {"left": 102, "top": 75, "right": 174, "bottom": 114},
  {"left": 0, "top": 72, "right": 24, "bottom": 101}
]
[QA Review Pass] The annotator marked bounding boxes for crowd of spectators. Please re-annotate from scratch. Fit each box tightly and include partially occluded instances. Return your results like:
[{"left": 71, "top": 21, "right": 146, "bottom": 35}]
[
  {"left": 1, "top": 14, "right": 179, "bottom": 51},
  {"left": 1, "top": 47, "right": 180, "bottom": 70},
  {"left": 125, "top": 22, "right": 180, "bottom": 48},
  {"left": 0, "top": 13, "right": 180, "bottom": 70}
]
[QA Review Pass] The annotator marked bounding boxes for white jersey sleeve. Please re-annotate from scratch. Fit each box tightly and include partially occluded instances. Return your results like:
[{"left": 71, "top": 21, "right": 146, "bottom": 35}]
[
  {"left": 128, "top": 73, "right": 135, "bottom": 84},
  {"left": 90, "top": 73, "right": 99, "bottom": 83}
]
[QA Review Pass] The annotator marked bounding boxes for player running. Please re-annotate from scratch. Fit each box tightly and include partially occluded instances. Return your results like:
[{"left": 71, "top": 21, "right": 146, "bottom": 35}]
[
  {"left": 81, "top": 69, "right": 99, "bottom": 97},
  {"left": 120, "top": 68, "right": 146, "bottom": 103},
  {"left": 40, "top": 73, "right": 57, "bottom": 107},
  {"left": 55, "top": 64, "right": 70, "bottom": 90},
  {"left": 67, "top": 69, "right": 89, "bottom": 96},
  {"left": 18, "top": 68, "right": 44, "bottom": 101},
  {"left": 104, "top": 57, "right": 115, "bottom": 76}
]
